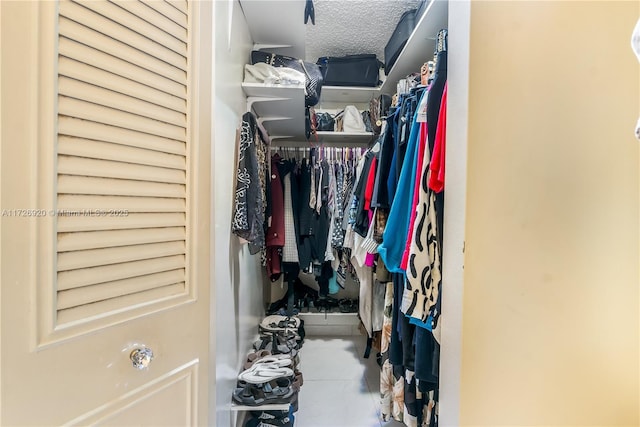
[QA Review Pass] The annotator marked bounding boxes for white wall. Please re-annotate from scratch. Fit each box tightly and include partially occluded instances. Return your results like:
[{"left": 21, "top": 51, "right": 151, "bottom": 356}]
[
  {"left": 438, "top": 2, "right": 469, "bottom": 426},
  {"left": 210, "top": 2, "right": 265, "bottom": 426}
]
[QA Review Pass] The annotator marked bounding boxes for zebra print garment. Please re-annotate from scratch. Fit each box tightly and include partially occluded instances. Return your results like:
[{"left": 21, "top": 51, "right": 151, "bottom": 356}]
[
  {"left": 232, "top": 113, "right": 267, "bottom": 255},
  {"left": 402, "top": 149, "right": 442, "bottom": 322}
]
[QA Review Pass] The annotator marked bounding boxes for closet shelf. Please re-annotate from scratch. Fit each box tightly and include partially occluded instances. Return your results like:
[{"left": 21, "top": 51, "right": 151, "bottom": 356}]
[
  {"left": 230, "top": 402, "right": 290, "bottom": 412},
  {"left": 241, "top": 82, "right": 304, "bottom": 99},
  {"left": 379, "top": 0, "right": 449, "bottom": 95},
  {"left": 298, "top": 312, "right": 360, "bottom": 336},
  {"left": 320, "top": 86, "right": 381, "bottom": 104},
  {"left": 241, "top": 84, "right": 375, "bottom": 145}
]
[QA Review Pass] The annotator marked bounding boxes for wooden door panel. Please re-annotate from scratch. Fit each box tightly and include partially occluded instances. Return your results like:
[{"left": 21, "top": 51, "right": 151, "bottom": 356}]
[{"left": 68, "top": 361, "right": 198, "bottom": 426}]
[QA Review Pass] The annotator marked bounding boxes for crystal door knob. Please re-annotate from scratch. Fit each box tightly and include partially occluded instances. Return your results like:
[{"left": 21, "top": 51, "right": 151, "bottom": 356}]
[{"left": 130, "top": 347, "right": 154, "bottom": 370}]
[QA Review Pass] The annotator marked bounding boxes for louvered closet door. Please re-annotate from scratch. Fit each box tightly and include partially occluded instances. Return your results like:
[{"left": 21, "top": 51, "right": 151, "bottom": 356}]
[
  {"left": 0, "top": 1, "right": 211, "bottom": 425},
  {"left": 56, "top": 0, "right": 191, "bottom": 324}
]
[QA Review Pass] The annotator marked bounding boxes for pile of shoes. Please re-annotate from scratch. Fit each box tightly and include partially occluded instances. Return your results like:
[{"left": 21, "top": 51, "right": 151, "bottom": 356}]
[
  {"left": 257, "top": 314, "right": 305, "bottom": 347},
  {"left": 233, "top": 314, "right": 304, "bottom": 425},
  {"left": 338, "top": 298, "right": 358, "bottom": 313},
  {"left": 266, "top": 278, "right": 318, "bottom": 316},
  {"left": 313, "top": 295, "right": 339, "bottom": 312}
]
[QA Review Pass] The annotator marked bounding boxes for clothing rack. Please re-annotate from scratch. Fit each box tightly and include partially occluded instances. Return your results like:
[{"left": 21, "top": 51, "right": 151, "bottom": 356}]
[
  {"left": 270, "top": 146, "right": 366, "bottom": 317},
  {"left": 272, "top": 145, "right": 367, "bottom": 159}
]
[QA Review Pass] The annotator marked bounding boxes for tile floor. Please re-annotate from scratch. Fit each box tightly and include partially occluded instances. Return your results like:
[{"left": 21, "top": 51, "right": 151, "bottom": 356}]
[{"left": 295, "top": 335, "right": 405, "bottom": 427}]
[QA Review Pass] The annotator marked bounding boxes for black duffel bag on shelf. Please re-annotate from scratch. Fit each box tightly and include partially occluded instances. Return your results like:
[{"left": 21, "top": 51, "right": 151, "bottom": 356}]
[
  {"left": 316, "top": 54, "right": 382, "bottom": 87},
  {"left": 250, "top": 50, "right": 323, "bottom": 106}
]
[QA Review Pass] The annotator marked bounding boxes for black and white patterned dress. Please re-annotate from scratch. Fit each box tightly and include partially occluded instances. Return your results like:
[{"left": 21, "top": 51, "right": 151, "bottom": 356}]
[
  {"left": 402, "top": 146, "right": 442, "bottom": 322},
  {"left": 232, "top": 112, "right": 268, "bottom": 255}
]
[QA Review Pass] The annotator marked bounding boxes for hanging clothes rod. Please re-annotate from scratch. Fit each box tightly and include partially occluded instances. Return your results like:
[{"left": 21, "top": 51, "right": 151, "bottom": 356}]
[
  {"left": 271, "top": 146, "right": 367, "bottom": 162},
  {"left": 272, "top": 146, "right": 367, "bottom": 155}
]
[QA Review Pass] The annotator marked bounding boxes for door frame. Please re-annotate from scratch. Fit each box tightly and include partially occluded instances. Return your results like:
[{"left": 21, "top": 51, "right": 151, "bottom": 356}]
[{"left": 439, "top": 1, "right": 470, "bottom": 426}]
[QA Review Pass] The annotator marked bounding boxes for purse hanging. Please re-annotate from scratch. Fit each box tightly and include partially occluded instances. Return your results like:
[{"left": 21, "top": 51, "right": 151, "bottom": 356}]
[{"left": 369, "top": 94, "right": 392, "bottom": 135}]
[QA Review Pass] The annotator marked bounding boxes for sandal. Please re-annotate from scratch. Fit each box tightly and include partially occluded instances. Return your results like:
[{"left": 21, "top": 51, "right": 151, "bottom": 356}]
[
  {"left": 232, "top": 382, "right": 294, "bottom": 406},
  {"left": 245, "top": 352, "right": 291, "bottom": 370},
  {"left": 244, "top": 349, "right": 271, "bottom": 370},
  {"left": 238, "top": 365, "right": 294, "bottom": 384},
  {"left": 248, "top": 410, "right": 293, "bottom": 427},
  {"left": 253, "top": 337, "right": 296, "bottom": 356},
  {"left": 263, "top": 377, "right": 293, "bottom": 398},
  {"left": 241, "top": 356, "right": 293, "bottom": 375},
  {"left": 254, "top": 356, "right": 293, "bottom": 368},
  {"left": 253, "top": 335, "right": 286, "bottom": 354},
  {"left": 254, "top": 332, "right": 299, "bottom": 357},
  {"left": 259, "top": 315, "right": 301, "bottom": 333},
  {"left": 276, "top": 307, "right": 299, "bottom": 316}
]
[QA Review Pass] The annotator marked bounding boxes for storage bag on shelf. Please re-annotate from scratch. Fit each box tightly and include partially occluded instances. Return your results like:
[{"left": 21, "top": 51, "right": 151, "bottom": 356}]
[
  {"left": 316, "top": 54, "right": 381, "bottom": 87},
  {"left": 384, "top": 9, "right": 417, "bottom": 75}
]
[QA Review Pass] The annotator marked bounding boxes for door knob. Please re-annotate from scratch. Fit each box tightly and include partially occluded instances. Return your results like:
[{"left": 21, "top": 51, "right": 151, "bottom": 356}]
[{"left": 130, "top": 347, "right": 154, "bottom": 370}]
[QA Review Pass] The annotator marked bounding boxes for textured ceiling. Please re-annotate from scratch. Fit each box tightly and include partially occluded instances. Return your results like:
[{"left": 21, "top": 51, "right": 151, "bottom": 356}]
[{"left": 304, "top": 0, "right": 422, "bottom": 62}]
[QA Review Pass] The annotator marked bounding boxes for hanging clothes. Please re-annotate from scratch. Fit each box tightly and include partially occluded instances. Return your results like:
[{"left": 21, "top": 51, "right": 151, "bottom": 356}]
[
  {"left": 266, "top": 154, "right": 285, "bottom": 280},
  {"left": 428, "top": 82, "right": 448, "bottom": 193},
  {"left": 378, "top": 88, "right": 428, "bottom": 273},
  {"left": 311, "top": 160, "right": 331, "bottom": 262},
  {"left": 232, "top": 112, "right": 270, "bottom": 254},
  {"left": 370, "top": 41, "right": 448, "bottom": 427},
  {"left": 404, "top": 81, "right": 448, "bottom": 324},
  {"left": 265, "top": 149, "right": 371, "bottom": 300},
  {"left": 427, "top": 50, "right": 448, "bottom": 251},
  {"left": 400, "top": 121, "right": 429, "bottom": 272},
  {"left": 372, "top": 120, "right": 395, "bottom": 209},
  {"left": 281, "top": 167, "right": 300, "bottom": 264},
  {"left": 297, "top": 159, "right": 315, "bottom": 271},
  {"left": 331, "top": 162, "right": 346, "bottom": 248}
]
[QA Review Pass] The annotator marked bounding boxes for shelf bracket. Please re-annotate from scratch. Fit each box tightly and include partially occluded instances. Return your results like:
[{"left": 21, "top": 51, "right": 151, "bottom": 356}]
[
  {"left": 257, "top": 116, "right": 293, "bottom": 125},
  {"left": 253, "top": 43, "right": 293, "bottom": 52},
  {"left": 246, "top": 96, "right": 291, "bottom": 115}
]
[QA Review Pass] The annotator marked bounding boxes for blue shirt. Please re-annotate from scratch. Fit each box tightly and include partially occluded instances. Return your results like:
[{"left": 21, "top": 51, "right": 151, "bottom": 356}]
[{"left": 378, "top": 90, "right": 427, "bottom": 273}]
